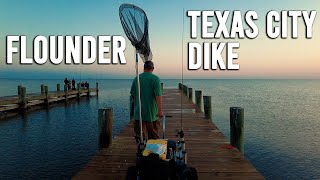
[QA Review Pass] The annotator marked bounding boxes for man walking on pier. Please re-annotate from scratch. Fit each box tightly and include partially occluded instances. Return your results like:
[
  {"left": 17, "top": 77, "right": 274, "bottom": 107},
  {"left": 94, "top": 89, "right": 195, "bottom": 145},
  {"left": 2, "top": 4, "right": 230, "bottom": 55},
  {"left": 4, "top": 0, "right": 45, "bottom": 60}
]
[{"left": 130, "top": 61, "right": 163, "bottom": 141}]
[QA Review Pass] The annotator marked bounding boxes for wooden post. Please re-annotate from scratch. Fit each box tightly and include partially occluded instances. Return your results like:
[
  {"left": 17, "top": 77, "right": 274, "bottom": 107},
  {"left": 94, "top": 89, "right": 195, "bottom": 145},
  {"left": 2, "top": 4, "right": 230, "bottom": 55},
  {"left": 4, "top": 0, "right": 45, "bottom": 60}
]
[
  {"left": 230, "top": 107, "right": 244, "bottom": 153},
  {"left": 41, "top": 84, "right": 44, "bottom": 94},
  {"left": 182, "top": 85, "right": 186, "bottom": 95},
  {"left": 195, "top": 90, "right": 202, "bottom": 112},
  {"left": 87, "top": 83, "right": 90, "bottom": 97},
  {"left": 96, "top": 82, "right": 99, "bottom": 95},
  {"left": 178, "top": 83, "right": 182, "bottom": 90},
  {"left": 182, "top": 85, "right": 186, "bottom": 94},
  {"left": 64, "top": 84, "right": 68, "bottom": 102},
  {"left": 182, "top": 85, "right": 188, "bottom": 96},
  {"left": 44, "top": 86, "right": 49, "bottom": 106},
  {"left": 188, "top": 88, "right": 192, "bottom": 100},
  {"left": 57, "top": 84, "right": 60, "bottom": 91},
  {"left": 18, "top": 85, "right": 22, "bottom": 96},
  {"left": 98, "top": 108, "right": 113, "bottom": 149},
  {"left": 77, "top": 83, "right": 80, "bottom": 100},
  {"left": 161, "top": 82, "right": 164, "bottom": 91},
  {"left": 185, "top": 85, "right": 189, "bottom": 96},
  {"left": 203, "top": 96, "right": 212, "bottom": 119},
  {"left": 20, "top": 87, "right": 27, "bottom": 110}
]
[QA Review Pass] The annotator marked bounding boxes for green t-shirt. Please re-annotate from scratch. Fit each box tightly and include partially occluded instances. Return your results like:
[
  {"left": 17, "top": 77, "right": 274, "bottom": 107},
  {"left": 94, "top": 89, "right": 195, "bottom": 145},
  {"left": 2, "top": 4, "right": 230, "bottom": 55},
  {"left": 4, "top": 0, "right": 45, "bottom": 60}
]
[{"left": 130, "top": 72, "right": 162, "bottom": 122}]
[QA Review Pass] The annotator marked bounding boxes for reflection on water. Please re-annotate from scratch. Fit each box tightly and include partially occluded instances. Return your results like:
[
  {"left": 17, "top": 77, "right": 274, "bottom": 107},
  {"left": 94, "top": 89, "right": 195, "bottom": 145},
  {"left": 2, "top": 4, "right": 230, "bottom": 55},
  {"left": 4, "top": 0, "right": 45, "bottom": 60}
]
[{"left": 0, "top": 79, "right": 320, "bottom": 179}]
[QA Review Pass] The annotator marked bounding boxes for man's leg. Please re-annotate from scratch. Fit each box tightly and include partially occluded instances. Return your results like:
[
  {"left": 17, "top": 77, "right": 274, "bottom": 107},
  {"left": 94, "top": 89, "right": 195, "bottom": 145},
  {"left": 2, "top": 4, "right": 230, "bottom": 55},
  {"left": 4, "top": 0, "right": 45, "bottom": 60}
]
[
  {"left": 134, "top": 120, "right": 148, "bottom": 142},
  {"left": 142, "top": 121, "right": 148, "bottom": 141},
  {"left": 134, "top": 120, "right": 140, "bottom": 143},
  {"left": 147, "top": 120, "right": 160, "bottom": 139}
]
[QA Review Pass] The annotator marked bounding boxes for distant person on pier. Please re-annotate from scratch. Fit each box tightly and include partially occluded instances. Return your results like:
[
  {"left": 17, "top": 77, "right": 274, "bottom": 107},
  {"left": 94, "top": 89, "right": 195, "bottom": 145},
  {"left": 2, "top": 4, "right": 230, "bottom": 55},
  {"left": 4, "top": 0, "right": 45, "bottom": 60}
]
[
  {"left": 64, "top": 78, "right": 69, "bottom": 85},
  {"left": 130, "top": 61, "right": 163, "bottom": 141},
  {"left": 64, "top": 78, "right": 71, "bottom": 90},
  {"left": 72, "top": 79, "right": 76, "bottom": 90},
  {"left": 85, "top": 81, "right": 89, "bottom": 89}
]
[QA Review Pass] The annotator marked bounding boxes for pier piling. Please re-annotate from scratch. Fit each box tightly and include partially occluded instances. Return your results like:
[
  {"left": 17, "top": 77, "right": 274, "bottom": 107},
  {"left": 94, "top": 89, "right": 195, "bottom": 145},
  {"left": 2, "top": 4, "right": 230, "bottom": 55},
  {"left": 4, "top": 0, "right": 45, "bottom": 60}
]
[
  {"left": 77, "top": 83, "right": 80, "bottom": 100},
  {"left": 188, "top": 88, "right": 193, "bottom": 100},
  {"left": 98, "top": 108, "right": 113, "bottom": 149},
  {"left": 64, "top": 85, "right": 68, "bottom": 102},
  {"left": 19, "top": 87, "right": 27, "bottom": 110},
  {"left": 195, "top": 90, "right": 202, "bottom": 112},
  {"left": 184, "top": 85, "right": 189, "bottom": 96},
  {"left": 87, "top": 83, "right": 90, "bottom": 97},
  {"left": 203, "top": 96, "right": 212, "bottom": 119},
  {"left": 44, "top": 86, "right": 49, "bottom": 106},
  {"left": 178, "top": 83, "right": 182, "bottom": 90},
  {"left": 96, "top": 83, "right": 99, "bottom": 95},
  {"left": 230, "top": 107, "right": 244, "bottom": 153},
  {"left": 18, "top": 85, "right": 22, "bottom": 96},
  {"left": 41, "top": 84, "right": 44, "bottom": 94}
]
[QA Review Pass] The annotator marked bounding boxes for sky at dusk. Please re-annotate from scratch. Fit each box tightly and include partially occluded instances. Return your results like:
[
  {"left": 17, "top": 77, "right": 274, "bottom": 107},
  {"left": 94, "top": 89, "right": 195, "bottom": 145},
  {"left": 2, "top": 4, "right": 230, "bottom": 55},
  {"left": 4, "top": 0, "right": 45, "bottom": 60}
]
[{"left": 0, "top": 0, "right": 319, "bottom": 79}]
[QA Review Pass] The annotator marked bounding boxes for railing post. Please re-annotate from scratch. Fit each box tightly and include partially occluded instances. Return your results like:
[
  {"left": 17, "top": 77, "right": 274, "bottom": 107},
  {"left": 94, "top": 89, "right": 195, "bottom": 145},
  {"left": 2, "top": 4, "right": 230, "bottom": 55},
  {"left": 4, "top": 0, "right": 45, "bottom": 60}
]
[
  {"left": 77, "top": 83, "right": 80, "bottom": 100},
  {"left": 18, "top": 85, "right": 22, "bottom": 97},
  {"left": 57, "top": 84, "right": 60, "bottom": 91},
  {"left": 230, "top": 107, "right": 244, "bottom": 153},
  {"left": 203, "top": 96, "right": 212, "bottom": 119},
  {"left": 98, "top": 108, "right": 113, "bottom": 149},
  {"left": 87, "top": 83, "right": 90, "bottom": 97},
  {"left": 64, "top": 84, "right": 68, "bottom": 102},
  {"left": 195, "top": 90, "right": 202, "bottom": 112},
  {"left": 183, "top": 85, "right": 188, "bottom": 96},
  {"left": 20, "top": 87, "right": 27, "bottom": 110},
  {"left": 188, "top": 88, "right": 192, "bottom": 100},
  {"left": 178, "top": 83, "right": 182, "bottom": 90},
  {"left": 96, "top": 82, "right": 99, "bottom": 95},
  {"left": 44, "top": 86, "right": 49, "bottom": 106},
  {"left": 41, "top": 84, "right": 44, "bottom": 94},
  {"left": 161, "top": 82, "right": 164, "bottom": 91}
]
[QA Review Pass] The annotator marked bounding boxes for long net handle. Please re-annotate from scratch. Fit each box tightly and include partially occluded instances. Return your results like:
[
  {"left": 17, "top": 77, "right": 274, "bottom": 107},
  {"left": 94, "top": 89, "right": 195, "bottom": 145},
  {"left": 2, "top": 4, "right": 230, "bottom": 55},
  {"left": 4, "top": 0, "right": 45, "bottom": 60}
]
[{"left": 136, "top": 52, "right": 143, "bottom": 143}]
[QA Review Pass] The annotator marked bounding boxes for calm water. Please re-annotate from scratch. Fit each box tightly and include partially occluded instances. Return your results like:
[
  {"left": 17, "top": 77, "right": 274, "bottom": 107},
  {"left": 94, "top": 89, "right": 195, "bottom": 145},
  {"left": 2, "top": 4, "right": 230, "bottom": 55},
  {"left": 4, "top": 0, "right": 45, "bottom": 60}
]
[{"left": 0, "top": 79, "right": 319, "bottom": 179}]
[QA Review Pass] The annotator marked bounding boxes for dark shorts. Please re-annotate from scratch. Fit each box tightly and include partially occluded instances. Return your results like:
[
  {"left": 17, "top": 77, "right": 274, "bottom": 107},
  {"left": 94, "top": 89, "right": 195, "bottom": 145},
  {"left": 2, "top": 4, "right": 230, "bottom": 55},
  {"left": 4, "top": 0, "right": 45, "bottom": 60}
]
[{"left": 134, "top": 120, "right": 160, "bottom": 140}]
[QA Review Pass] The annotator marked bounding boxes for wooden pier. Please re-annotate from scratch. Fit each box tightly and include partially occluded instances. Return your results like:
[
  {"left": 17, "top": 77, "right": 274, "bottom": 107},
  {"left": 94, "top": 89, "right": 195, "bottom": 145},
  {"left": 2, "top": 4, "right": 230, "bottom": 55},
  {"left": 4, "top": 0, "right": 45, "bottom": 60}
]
[
  {"left": 0, "top": 83, "right": 98, "bottom": 119},
  {"left": 73, "top": 87, "right": 263, "bottom": 179}
]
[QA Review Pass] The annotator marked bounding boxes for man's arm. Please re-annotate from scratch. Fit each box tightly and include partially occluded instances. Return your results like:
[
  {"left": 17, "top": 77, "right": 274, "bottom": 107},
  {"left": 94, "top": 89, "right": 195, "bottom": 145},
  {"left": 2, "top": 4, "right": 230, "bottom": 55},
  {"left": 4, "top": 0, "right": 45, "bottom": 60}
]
[{"left": 156, "top": 96, "right": 163, "bottom": 118}]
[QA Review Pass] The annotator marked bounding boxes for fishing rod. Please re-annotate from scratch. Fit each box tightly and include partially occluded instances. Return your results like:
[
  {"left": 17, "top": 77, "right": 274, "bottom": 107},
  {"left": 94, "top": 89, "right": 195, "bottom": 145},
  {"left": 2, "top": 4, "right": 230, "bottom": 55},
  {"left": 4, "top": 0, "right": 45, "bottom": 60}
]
[
  {"left": 180, "top": 8, "right": 185, "bottom": 133},
  {"left": 177, "top": 7, "right": 187, "bottom": 164}
]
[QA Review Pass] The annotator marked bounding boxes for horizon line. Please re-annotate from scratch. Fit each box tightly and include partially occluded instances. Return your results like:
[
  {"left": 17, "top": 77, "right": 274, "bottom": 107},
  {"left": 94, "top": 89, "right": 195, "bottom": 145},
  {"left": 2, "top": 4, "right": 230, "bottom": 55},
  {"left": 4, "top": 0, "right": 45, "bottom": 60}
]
[{"left": 0, "top": 78, "right": 319, "bottom": 80}]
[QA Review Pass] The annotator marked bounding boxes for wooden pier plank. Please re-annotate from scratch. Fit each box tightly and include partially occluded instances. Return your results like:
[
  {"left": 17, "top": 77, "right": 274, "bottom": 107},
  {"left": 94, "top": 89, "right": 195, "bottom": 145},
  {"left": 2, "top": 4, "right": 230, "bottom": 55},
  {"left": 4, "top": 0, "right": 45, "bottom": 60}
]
[{"left": 73, "top": 89, "right": 264, "bottom": 180}]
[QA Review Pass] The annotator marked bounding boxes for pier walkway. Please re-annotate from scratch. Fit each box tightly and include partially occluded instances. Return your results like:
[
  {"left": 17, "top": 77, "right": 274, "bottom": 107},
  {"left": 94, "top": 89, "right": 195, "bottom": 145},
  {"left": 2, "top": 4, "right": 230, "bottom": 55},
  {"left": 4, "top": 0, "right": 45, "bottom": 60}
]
[
  {"left": 0, "top": 83, "right": 98, "bottom": 118},
  {"left": 74, "top": 88, "right": 263, "bottom": 179}
]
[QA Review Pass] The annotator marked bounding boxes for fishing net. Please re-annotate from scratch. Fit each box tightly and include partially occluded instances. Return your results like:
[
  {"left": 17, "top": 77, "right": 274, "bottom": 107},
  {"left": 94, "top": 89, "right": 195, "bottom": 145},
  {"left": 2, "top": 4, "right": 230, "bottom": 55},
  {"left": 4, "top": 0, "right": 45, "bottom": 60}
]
[{"left": 119, "top": 4, "right": 152, "bottom": 62}]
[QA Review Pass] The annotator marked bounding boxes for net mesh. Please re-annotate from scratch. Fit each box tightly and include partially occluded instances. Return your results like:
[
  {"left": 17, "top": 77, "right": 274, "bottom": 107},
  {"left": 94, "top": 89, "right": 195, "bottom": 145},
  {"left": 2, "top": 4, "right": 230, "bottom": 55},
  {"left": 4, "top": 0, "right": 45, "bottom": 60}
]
[{"left": 119, "top": 4, "right": 152, "bottom": 62}]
